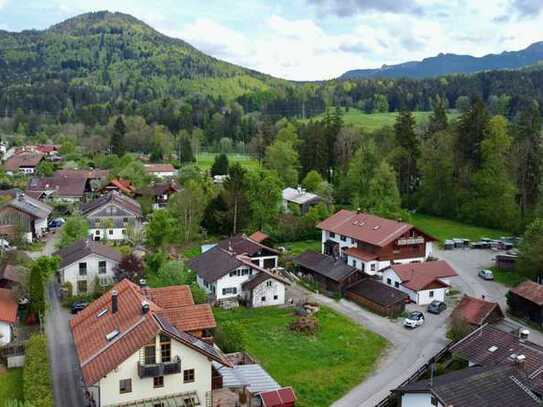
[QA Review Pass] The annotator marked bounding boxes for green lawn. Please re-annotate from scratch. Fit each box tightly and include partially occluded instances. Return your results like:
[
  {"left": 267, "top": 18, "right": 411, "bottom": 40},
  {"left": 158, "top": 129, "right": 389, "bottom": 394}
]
[
  {"left": 491, "top": 267, "right": 526, "bottom": 287},
  {"left": 214, "top": 306, "right": 387, "bottom": 407},
  {"left": 280, "top": 240, "right": 321, "bottom": 256},
  {"left": 305, "top": 108, "right": 460, "bottom": 132},
  {"left": 0, "top": 368, "right": 24, "bottom": 403},
  {"left": 195, "top": 152, "right": 260, "bottom": 171},
  {"left": 410, "top": 213, "right": 507, "bottom": 243}
]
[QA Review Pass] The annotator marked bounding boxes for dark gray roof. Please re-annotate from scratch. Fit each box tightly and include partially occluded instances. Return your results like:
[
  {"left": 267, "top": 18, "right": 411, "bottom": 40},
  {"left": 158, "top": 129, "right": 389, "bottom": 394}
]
[
  {"left": 187, "top": 246, "right": 243, "bottom": 282},
  {"left": 27, "top": 174, "right": 87, "bottom": 198},
  {"left": 398, "top": 366, "right": 541, "bottom": 407},
  {"left": 293, "top": 251, "right": 358, "bottom": 282},
  {"left": 55, "top": 240, "right": 122, "bottom": 268},
  {"left": 242, "top": 271, "right": 287, "bottom": 291},
  {"left": 80, "top": 191, "right": 142, "bottom": 217},
  {"left": 217, "top": 234, "right": 279, "bottom": 256},
  {"left": 2, "top": 192, "right": 52, "bottom": 219},
  {"left": 347, "top": 279, "right": 408, "bottom": 306}
]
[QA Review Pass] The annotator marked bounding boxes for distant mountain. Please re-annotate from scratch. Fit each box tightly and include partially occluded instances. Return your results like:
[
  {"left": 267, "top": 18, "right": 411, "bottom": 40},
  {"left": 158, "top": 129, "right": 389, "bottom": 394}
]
[
  {"left": 340, "top": 42, "right": 543, "bottom": 80},
  {"left": 0, "top": 11, "right": 285, "bottom": 117}
]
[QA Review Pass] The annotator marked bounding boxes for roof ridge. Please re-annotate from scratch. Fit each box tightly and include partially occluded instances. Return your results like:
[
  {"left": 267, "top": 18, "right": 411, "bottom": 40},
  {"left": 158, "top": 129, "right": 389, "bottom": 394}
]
[{"left": 509, "top": 375, "right": 542, "bottom": 403}]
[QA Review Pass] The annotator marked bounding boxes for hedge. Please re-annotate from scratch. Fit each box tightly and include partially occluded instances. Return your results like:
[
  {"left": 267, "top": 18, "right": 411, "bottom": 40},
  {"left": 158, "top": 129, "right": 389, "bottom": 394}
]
[{"left": 23, "top": 334, "right": 54, "bottom": 407}]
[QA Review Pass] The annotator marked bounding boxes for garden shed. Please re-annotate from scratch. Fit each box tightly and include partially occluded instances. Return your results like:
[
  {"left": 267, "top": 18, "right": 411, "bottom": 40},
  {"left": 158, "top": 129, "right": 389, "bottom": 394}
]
[{"left": 346, "top": 279, "right": 408, "bottom": 317}]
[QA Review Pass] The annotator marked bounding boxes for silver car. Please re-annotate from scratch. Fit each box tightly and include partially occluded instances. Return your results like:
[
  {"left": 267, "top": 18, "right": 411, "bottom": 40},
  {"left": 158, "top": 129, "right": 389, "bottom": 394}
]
[{"left": 478, "top": 269, "right": 494, "bottom": 280}]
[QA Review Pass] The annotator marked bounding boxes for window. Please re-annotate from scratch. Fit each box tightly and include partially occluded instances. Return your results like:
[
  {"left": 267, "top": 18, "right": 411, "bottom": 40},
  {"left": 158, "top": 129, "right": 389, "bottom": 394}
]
[
  {"left": 160, "top": 335, "right": 171, "bottom": 363},
  {"left": 429, "top": 291, "right": 434, "bottom": 298},
  {"left": 229, "top": 271, "right": 237, "bottom": 277},
  {"left": 183, "top": 369, "right": 195, "bottom": 383},
  {"left": 386, "top": 278, "right": 392, "bottom": 285},
  {"left": 95, "top": 230, "right": 100, "bottom": 235},
  {"left": 264, "top": 258, "right": 276, "bottom": 269},
  {"left": 153, "top": 376, "right": 164, "bottom": 388},
  {"left": 78, "top": 262, "right": 87, "bottom": 276},
  {"left": 98, "top": 260, "right": 107, "bottom": 274},
  {"left": 370, "top": 264, "right": 376, "bottom": 272},
  {"left": 108, "top": 229, "right": 113, "bottom": 235},
  {"left": 144, "top": 344, "right": 156, "bottom": 365},
  {"left": 351, "top": 260, "right": 357, "bottom": 267},
  {"left": 119, "top": 379, "right": 132, "bottom": 394},
  {"left": 273, "top": 295, "right": 278, "bottom": 300},
  {"left": 241, "top": 268, "right": 250, "bottom": 276},
  {"left": 122, "top": 229, "right": 126, "bottom": 235},
  {"left": 340, "top": 235, "right": 346, "bottom": 242},
  {"left": 153, "top": 404, "right": 165, "bottom": 407},
  {"left": 394, "top": 282, "right": 400, "bottom": 288},
  {"left": 329, "top": 232, "right": 335, "bottom": 238},
  {"left": 266, "top": 280, "right": 273, "bottom": 287},
  {"left": 261, "top": 296, "right": 266, "bottom": 302},
  {"left": 77, "top": 280, "right": 87, "bottom": 294},
  {"left": 222, "top": 287, "right": 237, "bottom": 296},
  {"left": 431, "top": 396, "right": 438, "bottom": 406}
]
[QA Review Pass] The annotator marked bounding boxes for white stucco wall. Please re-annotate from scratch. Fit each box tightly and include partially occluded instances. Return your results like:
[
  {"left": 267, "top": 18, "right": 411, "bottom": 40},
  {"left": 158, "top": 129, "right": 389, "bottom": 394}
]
[
  {"left": 346, "top": 255, "right": 379, "bottom": 276},
  {"left": 90, "top": 228, "right": 127, "bottom": 241},
  {"left": 214, "top": 267, "right": 255, "bottom": 300},
  {"left": 98, "top": 335, "right": 212, "bottom": 407},
  {"left": 382, "top": 269, "right": 447, "bottom": 305},
  {"left": 59, "top": 253, "right": 118, "bottom": 295},
  {"left": 248, "top": 279, "right": 286, "bottom": 307},
  {"left": 321, "top": 230, "right": 356, "bottom": 255},
  {"left": 251, "top": 255, "right": 278, "bottom": 270},
  {"left": 0, "top": 321, "right": 12, "bottom": 345},
  {"left": 34, "top": 217, "right": 48, "bottom": 238},
  {"left": 401, "top": 393, "right": 443, "bottom": 407}
]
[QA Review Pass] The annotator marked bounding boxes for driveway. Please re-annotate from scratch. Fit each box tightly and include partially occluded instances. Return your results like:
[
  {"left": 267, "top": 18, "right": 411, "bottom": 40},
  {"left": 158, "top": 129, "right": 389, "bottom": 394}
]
[
  {"left": 37, "top": 232, "right": 86, "bottom": 406},
  {"left": 289, "top": 246, "right": 542, "bottom": 407}
]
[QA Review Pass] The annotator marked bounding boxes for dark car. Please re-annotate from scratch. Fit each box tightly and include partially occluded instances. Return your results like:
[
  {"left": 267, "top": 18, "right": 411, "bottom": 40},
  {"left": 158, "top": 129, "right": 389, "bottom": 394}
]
[
  {"left": 427, "top": 300, "right": 447, "bottom": 314},
  {"left": 71, "top": 300, "right": 89, "bottom": 314}
]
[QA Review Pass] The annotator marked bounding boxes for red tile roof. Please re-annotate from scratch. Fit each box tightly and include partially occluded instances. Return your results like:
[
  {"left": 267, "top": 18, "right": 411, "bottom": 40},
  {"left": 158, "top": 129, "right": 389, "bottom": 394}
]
[
  {"left": 0, "top": 288, "right": 17, "bottom": 323},
  {"left": 144, "top": 163, "right": 176, "bottom": 173},
  {"left": 259, "top": 387, "right": 297, "bottom": 407},
  {"left": 4, "top": 153, "right": 44, "bottom": 172},
  {"left": 71, "top": 279, "right": 227, "bottom": 385},
  {"left": 452, "top": 295, "right": 504, "bottom": 326},
  {"left": 391, "top": 260, "right": 457, "bottom": 291},
  {"left": 102, "top": 178, "right": 136, "bottom": 194},
  {"left": 344, "top": 247, "right": 377, "bottom": 261},
  {"left": 249, "top": 231, "right": 270, "bottom": 243},
  {"left": 511, "top": 281, "right": 543, "bottom": 306},
  {"left": 317, "top": 209, "right": 433, "bottom": 247}
]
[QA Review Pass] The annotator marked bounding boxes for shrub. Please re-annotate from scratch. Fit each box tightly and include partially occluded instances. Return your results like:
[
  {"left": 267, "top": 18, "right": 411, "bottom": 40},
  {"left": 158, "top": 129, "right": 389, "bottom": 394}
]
[
  {"left": 447, "top": 315, "right": 473, "bottom": 342},
  {"left": 215, "top": 321, "right": 246, "bottom": 353},
  {"left": 23, "top": 334, "right": 54, "bottom": 407},
  {"left": 289, "top": 315, "right": 319, "bottom": 335}
]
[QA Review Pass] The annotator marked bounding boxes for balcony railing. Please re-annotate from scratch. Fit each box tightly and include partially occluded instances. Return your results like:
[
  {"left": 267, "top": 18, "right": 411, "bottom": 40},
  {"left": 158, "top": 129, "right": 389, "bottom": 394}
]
[{"left": 137, "top": 356, "right": 181, "bottom": 378}]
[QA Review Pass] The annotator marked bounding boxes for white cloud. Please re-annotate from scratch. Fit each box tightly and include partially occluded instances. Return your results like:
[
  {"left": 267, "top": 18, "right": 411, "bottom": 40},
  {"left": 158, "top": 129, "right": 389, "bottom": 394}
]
[{"left": 0, "top": 0, "right": 9, "bottom": 9}]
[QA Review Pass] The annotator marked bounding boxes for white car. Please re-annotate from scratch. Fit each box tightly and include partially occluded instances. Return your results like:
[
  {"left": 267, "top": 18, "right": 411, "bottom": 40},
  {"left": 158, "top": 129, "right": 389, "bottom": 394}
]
[
  {"left": 404, "top": 311, "right": 425, "bottom": 329},
  {"left": 0, "top": 239, "right": 11, "bottom": 251}
]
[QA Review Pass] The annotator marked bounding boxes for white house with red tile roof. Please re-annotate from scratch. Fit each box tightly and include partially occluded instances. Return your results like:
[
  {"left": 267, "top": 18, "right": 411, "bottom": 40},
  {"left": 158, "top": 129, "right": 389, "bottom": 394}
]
[
  {"left": 70, "top": 279, "right": 230, "bottom": 407},
  {"left": 0, "top": 288, "right": 17, "bottom": 345},
  {"left": 144, "top": 163, "right": 177, "bottom": 179},
  {"left": 317, "top": 209, "right": 435, "bottom": 276},
  {"left": 382, "top": 261, "right": 458, "bottom": 304}
]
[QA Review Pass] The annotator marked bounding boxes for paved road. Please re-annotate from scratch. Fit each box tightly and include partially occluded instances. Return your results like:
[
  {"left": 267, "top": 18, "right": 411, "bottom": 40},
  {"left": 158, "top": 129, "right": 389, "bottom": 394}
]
[
  {"left": 289, "top": 247, "right": 542, "bottom": 407},
  {"left": 34, "top": 233, "right": 86, "bottom": 407}
]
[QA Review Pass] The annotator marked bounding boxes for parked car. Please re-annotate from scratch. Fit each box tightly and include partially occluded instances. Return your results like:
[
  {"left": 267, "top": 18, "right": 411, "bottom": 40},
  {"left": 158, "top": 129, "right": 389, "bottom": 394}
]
[
  {"left": 479, "top": 269, "right": 494, "bottom": 280},
  {"left": 427, "top": 300, "right": 447, "bottom": 314},
  {"left": 0, "top": 239, "right": 11, "bottom": 251},
  {"left": 404, "top": 311, "right": 425, "bottom": 328},
  {"left": 71, "top": 300, "right": 89, "bottom": 314},
  {"left": 48, "top": 217, "right": 65, "bottom": 232}
]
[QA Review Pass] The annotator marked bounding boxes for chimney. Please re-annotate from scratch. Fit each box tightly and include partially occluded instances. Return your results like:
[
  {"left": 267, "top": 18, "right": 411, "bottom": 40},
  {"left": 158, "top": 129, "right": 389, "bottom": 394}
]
[
  {"left": 516, "top": 354, "right": 526, "bottom": 368},
  {"left": 141, "top": 300, "right": 150, "bottom": 314},
  {"left": 356, "top": 207, "right": 361, "bottom": 214},
  {"left": 139, "top": 278, "right": 147, "bottom": 288},
  {"left": 481, "top": 295, "right": 485, "bottom": 301},
  {"left": 297, "top": 185, "right": 302, "bottom": 194},
  {"left": 111, "top": 289, "right": 118, "bottom": 314}
]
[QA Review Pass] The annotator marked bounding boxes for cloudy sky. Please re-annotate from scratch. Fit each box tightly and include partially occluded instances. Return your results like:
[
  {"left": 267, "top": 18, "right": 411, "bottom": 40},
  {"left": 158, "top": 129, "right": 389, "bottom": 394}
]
[{"left": 0, "top": 0, "right": 542, "bottom": 80}]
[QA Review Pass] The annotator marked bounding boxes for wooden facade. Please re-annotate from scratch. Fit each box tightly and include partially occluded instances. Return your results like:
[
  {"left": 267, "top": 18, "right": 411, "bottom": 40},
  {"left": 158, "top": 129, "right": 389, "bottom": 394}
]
[
  {"left": 509, "top": 291, "right": 543, "bottom": 326},
  {"left": 0, "top": 206, "right": 34, "bottom": 236}
]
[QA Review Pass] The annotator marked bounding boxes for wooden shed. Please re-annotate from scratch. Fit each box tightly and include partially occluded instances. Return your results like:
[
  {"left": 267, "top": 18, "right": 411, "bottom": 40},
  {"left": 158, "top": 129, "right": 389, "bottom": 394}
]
[
  {"left": 346, "top": 278, "right": 408, "bottom": 317},
  {"left": 508, "top": 281, "right": 543, "bottom": 326}
]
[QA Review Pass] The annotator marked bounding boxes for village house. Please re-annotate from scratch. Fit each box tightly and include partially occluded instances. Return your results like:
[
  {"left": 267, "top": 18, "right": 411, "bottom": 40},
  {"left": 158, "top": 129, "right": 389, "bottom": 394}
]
[
  {"left": 282, "top": 186, "right": 323, "bottom": 215},
  {"left": 508, "top": 281, "right": 543, "bottom": 327},
  {"left": 81, "top": 191, "right": 143, "bottom": 241},
  {"left": 382, "top": 261, "right": 457, "bottom": 305},
  {"left": 451, "top": 295, "right": 504, "bottom": 327},
  {"left": 0, "top": 287, "right": 17, "bottom": 345},
  {"left": 100, "top": 178, "right": 137, "bottom": 196},
  {"left": 3, "top": 152, "right": 44, "bottom": 175},
  {"left": 0, "top": 190, "right": 52, "bottom": 242},
  {"left": 55, "top": 240, "right": 122, "bottom": 295},
  {"left": 189, "top": 246, "right": 288, "bottom": 306},
  {"left": 71, "top": 279, "right": 228, "bottom": 407},
  {"left": 144, "top": 163, "right": 178, "bottom": 179},
  {"left": 135, "top": 181, "right": 180, "bottom": 210},
  {"left": 317, "top": 210, "right": 435, "bottom": 276},
  {"left": 215, "top": 234, "right": 280, "bottom": 270},
  {"left": 345, "top": 278, "right": 409, "bottom": 317}
]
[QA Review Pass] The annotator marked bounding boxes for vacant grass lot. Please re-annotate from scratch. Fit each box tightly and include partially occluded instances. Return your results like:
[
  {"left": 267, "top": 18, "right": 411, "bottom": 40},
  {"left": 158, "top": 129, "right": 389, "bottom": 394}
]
[
  {"left": 491, "top": 267, "right": 526, "bottom": 287},
  {"left": 305, "top": 108, "right": 460, "bottom": 132},
  {"left": 280, "top": 240, "right": 321, "bottom": 256},
  {"left": 214, "top": 306, "right": 387, "bottom": 407},
  {"left": 195, "top": 152, "right": 260, "bottom": 171},
  {"left": 0, "top": 368, "right": 24, "bottom": 403},
  {"left": 410, "top": 213, "right": 507, "bottom": 243}
]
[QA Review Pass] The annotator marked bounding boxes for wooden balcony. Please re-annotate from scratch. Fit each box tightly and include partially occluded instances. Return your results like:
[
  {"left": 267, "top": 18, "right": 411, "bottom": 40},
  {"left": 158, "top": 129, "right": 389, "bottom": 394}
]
[{"left": 137, "top": 356, "right": 181, "bottom": 378}]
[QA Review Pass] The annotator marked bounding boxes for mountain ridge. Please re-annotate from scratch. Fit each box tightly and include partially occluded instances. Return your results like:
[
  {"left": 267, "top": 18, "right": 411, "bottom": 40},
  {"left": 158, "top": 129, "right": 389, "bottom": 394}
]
[{"left": 340, "top": 41, "right": 543, "bottom": 80}]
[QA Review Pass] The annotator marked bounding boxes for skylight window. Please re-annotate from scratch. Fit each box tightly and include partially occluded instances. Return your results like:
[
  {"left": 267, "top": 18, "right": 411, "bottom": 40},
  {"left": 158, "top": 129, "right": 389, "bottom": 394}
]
[
  {"left": 97, "top": 308, "right": 108, "bottom": 318},
  {"left": 373, "top": 226, "right": 380, "bottom": 230},
  {"left": 488, "top": 346, "right": 498, "bottom": 352},
  {"left": 105, "top": 329, "right": 120, "bottom": 341}
]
